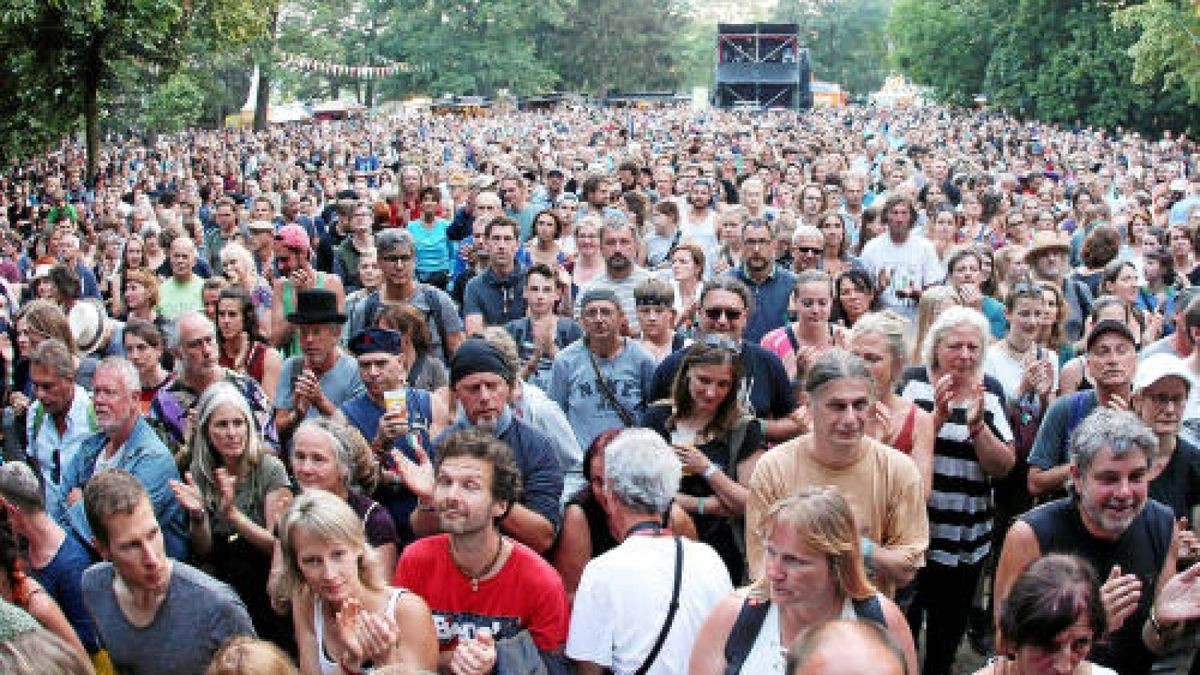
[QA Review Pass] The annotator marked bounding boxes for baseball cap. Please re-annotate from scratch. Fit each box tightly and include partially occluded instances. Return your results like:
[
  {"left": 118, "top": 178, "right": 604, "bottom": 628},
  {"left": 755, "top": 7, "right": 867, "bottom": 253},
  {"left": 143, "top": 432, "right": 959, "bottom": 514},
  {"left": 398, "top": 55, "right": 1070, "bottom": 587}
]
[
  {"left": 1085, "top": 319, "right": 1136, "bottom": 352},
  {"left": 274, "top": 224, "right": 309, "bottom": 251},
  {"left": 1133, "top": 353, "right": 1195, "bottom": 393}
]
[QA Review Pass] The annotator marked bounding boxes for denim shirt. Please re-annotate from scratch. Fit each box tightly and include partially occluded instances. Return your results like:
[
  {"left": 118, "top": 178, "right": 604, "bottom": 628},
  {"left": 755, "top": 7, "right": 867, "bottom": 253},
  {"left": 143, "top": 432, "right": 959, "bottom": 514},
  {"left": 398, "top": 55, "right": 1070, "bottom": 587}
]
[{"left": 58, "top": 417, "right": 189, "bottom": 561}]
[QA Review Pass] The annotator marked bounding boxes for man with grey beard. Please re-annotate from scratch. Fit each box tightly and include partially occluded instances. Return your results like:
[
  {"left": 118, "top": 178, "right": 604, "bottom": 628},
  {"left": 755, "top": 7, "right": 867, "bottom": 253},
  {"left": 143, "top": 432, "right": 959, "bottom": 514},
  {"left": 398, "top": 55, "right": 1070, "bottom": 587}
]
[
  {"left": 574, "top": 219, "right": 652, "bottom": 332},
  {"left": 401, "top": 337, "right": 564, "bottom": 554}
]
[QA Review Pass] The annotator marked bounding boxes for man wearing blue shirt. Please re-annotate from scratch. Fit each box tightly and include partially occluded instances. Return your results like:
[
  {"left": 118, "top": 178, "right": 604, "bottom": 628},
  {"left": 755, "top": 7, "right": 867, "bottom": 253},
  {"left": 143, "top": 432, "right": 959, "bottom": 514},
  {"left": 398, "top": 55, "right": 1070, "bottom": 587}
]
[
  {"left": 724, "top": 219, "right": 795, "bottom": 343},
  {"left": 463, "top": 217, "right": 526, "bottom": 334}
]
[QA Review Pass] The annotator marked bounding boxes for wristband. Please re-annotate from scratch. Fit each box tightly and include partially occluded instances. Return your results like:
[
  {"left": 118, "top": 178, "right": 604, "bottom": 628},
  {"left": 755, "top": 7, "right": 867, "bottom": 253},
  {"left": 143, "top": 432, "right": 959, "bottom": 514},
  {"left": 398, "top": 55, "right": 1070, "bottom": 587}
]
[
  {"left": 861, "top": 537, "right": 876, "bottom": 575},
  {"left": 697, "top": 496, "right": 706, "bottom": 516},
  {"left": 702, "top": 463, "right": 720, "bottom": 480},
  {"left": 968, "top": 422, "right": 985, "bottom": 439},
  {"left": 1150, "top": 605, "right": 1180, "bottom": 638}
]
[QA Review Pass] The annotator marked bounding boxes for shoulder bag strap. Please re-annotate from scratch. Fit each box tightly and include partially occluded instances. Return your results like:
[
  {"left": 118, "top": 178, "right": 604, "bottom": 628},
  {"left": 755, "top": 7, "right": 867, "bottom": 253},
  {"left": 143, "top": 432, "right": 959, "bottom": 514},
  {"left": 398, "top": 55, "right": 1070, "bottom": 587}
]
[
  {"left": 635, "top": 536, "right": 683, "bottom": 675},
  {"left": 587, "top": 344, "right": 636, "bottom": 427},
  {"left": 722, "top": 598, "right": 771, "bottom": 675}
]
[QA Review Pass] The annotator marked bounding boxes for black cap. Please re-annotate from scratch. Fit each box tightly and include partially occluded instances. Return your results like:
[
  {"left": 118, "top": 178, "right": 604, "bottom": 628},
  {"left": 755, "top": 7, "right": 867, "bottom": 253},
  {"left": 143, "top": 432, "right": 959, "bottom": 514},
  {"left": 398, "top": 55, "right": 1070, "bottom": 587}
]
[{"left": 1085, "top": 318, "right": 1136, "bottom": 352}]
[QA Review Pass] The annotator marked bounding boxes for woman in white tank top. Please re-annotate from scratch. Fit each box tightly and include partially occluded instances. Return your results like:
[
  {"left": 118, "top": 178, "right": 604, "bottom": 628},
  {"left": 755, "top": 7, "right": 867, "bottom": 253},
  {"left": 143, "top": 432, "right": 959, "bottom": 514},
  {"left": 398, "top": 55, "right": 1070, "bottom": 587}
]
[
  {"left": 279, "top": 490, "right": 438, "bottom": 674},
  {"left": 687, "top": 487, "right": 918, "bottom": 675}
]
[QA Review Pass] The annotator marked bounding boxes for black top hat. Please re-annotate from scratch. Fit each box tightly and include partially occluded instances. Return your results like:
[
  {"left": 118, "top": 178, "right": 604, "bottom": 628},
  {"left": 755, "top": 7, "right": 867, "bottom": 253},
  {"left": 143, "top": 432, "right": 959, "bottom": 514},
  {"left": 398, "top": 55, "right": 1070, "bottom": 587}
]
[{"left": 287, "top": 288, "right": 347, "bottom": 325}]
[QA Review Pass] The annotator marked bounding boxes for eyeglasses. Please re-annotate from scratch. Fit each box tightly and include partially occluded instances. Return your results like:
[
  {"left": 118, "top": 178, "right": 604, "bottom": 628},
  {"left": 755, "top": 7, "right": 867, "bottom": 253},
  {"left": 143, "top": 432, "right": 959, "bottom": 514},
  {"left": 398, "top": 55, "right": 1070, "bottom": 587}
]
[
  {"left": 743, "top": 238, "right": 772, "bottom": 249},
  {"left": 381, "top": 253, "right": 413, "bottom": 263},
  {"left": 704, "top": 307, "right": 744, "bottom": 321},
  {"left": 1148, "top": 393, "right": 1187, "bottom": 409}
]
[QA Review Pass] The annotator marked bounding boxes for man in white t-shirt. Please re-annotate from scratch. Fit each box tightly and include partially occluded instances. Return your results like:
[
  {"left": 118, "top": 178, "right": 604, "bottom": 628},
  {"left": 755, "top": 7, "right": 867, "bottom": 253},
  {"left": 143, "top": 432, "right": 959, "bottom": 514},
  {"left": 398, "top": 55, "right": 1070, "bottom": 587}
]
[
  {"left": 567, "top": 429, "right": 731, "bottom": 675},
  {"left": 858, "top": 195, "right": 943, "bottom": 320}
]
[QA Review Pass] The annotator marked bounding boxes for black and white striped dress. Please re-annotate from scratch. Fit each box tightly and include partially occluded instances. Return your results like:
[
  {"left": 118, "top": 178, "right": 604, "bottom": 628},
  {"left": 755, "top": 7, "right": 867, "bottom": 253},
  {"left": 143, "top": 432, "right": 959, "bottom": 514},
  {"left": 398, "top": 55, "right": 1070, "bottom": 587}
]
[{"left": 899, "top": 366, "right": 1013, "bottom": 567}]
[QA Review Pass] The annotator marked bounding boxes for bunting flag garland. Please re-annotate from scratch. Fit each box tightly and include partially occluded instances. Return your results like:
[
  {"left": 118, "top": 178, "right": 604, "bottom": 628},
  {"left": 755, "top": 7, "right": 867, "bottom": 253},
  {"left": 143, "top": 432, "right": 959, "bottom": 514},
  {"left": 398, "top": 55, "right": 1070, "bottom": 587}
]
[{"left": 273, "top": 51, "right": 420, "bottom": 79}]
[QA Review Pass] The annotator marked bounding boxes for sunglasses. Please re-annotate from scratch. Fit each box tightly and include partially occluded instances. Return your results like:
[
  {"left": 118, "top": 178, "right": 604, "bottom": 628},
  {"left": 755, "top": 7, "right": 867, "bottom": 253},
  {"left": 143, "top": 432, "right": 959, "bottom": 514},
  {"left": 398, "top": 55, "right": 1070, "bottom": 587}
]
[
  {"left": 794, "top": 246, "right": 823, "bottom": 255},
  {"left": 381, "top": 253, "right": 413, "bottom": 263},
  {"left": 704, "top": 307, "right": 744, "bottom": 321}
]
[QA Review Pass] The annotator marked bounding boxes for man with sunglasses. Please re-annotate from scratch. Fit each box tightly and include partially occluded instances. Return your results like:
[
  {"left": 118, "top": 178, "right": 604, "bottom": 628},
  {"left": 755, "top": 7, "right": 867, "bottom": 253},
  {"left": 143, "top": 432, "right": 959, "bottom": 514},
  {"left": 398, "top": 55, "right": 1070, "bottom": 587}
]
[
  {"left": 649, "top": 278, "right": 806, "bottom": 443},
  {"left": 726, "top": 219, "right": 795, "bottom": 342},
  {"left": 344, "top": 228, "right": 464, "bottom": 365},
  {"left": 789, "top": 225, "right": 825, "bottom": 274},
  {"left": 25, "top": 339, "right": 93, "bottom": 523}
]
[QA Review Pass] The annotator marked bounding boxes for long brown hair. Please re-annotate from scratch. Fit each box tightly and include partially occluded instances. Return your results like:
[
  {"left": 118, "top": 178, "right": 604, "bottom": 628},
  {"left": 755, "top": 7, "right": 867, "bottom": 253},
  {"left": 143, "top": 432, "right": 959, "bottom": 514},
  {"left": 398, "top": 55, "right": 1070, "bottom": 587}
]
[{"left": 665, "top": 342, "right": 745, "bottom": 439}]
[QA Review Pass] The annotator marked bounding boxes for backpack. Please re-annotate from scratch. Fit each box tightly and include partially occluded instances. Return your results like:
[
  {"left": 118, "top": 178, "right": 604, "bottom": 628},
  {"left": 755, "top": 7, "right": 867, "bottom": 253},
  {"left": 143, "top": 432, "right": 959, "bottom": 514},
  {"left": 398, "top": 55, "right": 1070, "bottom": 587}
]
[
  {"left": 355, "top": 285, "right": 451, "bottom": 362},
  {"left": 723, "top": 595, "right": 885, "bottom": 674}
]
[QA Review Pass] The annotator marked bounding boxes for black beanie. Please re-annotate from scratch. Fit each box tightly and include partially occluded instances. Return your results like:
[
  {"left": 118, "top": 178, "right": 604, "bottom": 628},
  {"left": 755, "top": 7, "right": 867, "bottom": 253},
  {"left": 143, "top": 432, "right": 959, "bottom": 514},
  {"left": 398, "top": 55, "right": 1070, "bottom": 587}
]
[{"left": 450, "top": 338, "right": 513, "bottom": 386}]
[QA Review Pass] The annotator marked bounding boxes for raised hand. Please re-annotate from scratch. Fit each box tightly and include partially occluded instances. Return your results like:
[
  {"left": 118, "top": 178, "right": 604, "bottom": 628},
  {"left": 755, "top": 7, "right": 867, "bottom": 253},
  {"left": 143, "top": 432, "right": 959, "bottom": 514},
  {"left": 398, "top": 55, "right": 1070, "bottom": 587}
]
[
  {"left": 1155, "top": 560, "right": 1200, "bottom": 624},
  {"left": 1099, "top": 564, "right": 1143, "bottom": 632},
  {"left": 214, "top": 467, "right": 238, "bottom": 517},
  {"left": 450, "top": 628, "right": 497, "bottom": 675},
  {"left": 169, "top": 472, "right": 205, "bottom": 520},
  {"left": 389, "top": 440, "right": 435, "bottom": 502}
]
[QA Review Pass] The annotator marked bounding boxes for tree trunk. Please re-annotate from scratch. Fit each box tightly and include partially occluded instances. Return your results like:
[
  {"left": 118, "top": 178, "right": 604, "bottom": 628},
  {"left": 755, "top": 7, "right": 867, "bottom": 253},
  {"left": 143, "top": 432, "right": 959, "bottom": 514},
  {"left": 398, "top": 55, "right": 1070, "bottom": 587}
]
[
  {"left": 253, "top": 6, "right": 281, "bottom": 131},
  {"left": 253, "top": 62, "right": 271, "bottom": 130},
  {"left": 84, "top": 63, "right": 100, "bottom": 184}
]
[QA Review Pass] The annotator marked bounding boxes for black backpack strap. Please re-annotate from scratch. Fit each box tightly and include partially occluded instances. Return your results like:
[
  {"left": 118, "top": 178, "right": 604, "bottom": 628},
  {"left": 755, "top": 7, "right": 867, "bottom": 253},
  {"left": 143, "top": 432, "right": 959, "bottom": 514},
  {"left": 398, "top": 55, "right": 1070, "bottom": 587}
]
[
  {"left": 722, "top": 597, "right": 771, "bottom": 675},
  {"left": 784, "top": 324, "right": 800, "bottom": 354},
  {"left": 635, "top": 536, "right": 683, "bottom": 675},
  {"left": 851, "top": 594, "right": 886, "bottom": 626}
]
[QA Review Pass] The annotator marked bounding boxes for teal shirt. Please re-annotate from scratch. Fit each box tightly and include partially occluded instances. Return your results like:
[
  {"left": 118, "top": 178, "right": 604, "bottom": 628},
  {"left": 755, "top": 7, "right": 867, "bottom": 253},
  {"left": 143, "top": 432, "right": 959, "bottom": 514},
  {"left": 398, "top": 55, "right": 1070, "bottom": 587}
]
[{"left": 406, "top": 218, "right": 453, "bottom": 275}]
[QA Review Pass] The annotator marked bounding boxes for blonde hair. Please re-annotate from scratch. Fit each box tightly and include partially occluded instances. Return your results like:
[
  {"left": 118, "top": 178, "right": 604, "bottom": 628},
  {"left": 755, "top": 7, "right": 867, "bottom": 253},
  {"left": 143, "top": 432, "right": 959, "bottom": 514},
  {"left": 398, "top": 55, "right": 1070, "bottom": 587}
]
[
  {"left": 849, "top": 311, "right": 909, "bottom": 383},
  {"left": 0, "top": 625, "right": 93, "bottom": 674},
  {"left": 751, "top": 486, "right": 875, "bottom": 602},
  {"left": 219, "top": 241, "right": 257, "bottom": 290},
  {"left": 910, "top": 285, "right": 963, "bottom": 362},
  {"left": 277, "top": 489, "right": 384, "bottom": 599},
  {"left": 206, "top": 636, "right": 298, "bottom": 675}
]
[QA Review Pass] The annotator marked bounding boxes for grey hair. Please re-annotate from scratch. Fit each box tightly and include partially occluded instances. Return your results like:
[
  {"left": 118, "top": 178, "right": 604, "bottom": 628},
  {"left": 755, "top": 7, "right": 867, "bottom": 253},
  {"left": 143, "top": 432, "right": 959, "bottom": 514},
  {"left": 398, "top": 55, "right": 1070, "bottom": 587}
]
[
  {"left": 794, "top": 269, "right": 833, "bottom": 295},
  {"left": 792, "top": 225, "right": 824, "bottom": 246},
  {"left": 804, "top": 348, "right": 877, "bottom": 400},
  {"left": 295, "top": 418, "right": 357, "bottom": 491},
  {"left": 1069, "top": 407, "right": 1158, "bottom": 476},
  {"left": 850, "top": 311, "right": 910, "bottom": 368},
  {"left": 0, "top": 461, "right": 44, "bottom": 512},
  {"left": 921, "top": 306, "right": 991, "bottom": 377},
  {"left": 95, "top": 356, "right": 140, "bottom": 396},
  {"left": 700, "top": 276, "right": 756, "bottom": 316},
  {"left": 603, "top": 429, "right": 681, "bottom": 515},
  {"left": 168, "top": 311, "right": 216, "bottom": 353},
  {"left": 28, "top": 339, "right": 76, "bottom": 379},
  {"left": 375, "top": 228, "right": 414, "bottom": 253},
  {"left": 191, "top": 382, "right": 263, "bottom": 508}
]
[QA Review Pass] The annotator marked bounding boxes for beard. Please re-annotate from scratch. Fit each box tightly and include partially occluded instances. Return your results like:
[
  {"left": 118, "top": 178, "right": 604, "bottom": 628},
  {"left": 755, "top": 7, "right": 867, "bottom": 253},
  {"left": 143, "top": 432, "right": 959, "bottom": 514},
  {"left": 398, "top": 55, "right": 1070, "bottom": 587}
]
[
  {"left": 607, "top": 252, "right": 631, "bottom": 271},
  {"left": 1079, "top": 491, "right": 1143, "bottom": 536}
]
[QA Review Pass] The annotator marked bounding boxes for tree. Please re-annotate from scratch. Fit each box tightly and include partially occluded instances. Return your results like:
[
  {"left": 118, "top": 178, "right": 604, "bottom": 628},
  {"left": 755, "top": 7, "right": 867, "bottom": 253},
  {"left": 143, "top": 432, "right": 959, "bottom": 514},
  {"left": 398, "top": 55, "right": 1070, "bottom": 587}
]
[
  {"left": 140, "top": 71, "right": 208, "bottom": 133},
  {"left": 539, "top": 0, "right": 690, "bottom": 95},
  {"left": 886, "top": 0, "right": 996, "bottom": 105},
  {"left": 0, "top": 0, "right": 273, "bottom": 177},
  {"left": 772, "top": 0, "right": 890, "bottom": 96},
  {"left": 1114, "top": 0, "right": 1200, "bottom": 106}
]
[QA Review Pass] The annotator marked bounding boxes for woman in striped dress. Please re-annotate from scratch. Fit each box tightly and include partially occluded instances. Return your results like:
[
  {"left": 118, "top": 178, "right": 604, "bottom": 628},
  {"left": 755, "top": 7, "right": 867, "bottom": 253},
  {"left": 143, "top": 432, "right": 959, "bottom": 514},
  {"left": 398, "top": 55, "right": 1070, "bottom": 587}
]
[{"left": 899, "top": 306, "right": 1016, "bottom": 675}]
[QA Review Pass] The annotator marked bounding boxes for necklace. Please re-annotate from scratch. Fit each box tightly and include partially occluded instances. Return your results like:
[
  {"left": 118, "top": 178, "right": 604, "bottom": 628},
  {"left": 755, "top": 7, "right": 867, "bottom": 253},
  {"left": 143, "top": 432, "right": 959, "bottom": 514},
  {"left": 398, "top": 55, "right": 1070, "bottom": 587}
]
[
  {"left": 1003, "top": 336, "right": 1036, "bottom": 361},
  {"left": 449, "top": 534, "right": 505, "bottom": 592}
]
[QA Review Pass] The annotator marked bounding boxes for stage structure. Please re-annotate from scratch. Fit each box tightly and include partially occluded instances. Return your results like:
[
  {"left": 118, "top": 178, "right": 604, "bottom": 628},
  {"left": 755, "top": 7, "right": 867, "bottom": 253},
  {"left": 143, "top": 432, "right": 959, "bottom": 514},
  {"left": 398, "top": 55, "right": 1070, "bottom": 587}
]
[{"left": 715, "top": 23, "right": 811, "bottom": 111}]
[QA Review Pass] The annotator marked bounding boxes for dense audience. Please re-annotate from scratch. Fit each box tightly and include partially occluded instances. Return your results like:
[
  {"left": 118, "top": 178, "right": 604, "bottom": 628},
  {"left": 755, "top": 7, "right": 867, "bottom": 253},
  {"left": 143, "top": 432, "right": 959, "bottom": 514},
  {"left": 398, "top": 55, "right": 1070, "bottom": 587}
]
[{"left": 1, "top": 103, "right": 1200, "bottom": 673}]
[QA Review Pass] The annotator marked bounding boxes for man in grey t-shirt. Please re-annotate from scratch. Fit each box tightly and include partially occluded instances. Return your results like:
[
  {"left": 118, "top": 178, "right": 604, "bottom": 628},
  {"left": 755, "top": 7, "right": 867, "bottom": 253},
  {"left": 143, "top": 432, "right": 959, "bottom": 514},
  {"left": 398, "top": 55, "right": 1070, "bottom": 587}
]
[
  {"left": 81, "top": 470, "right": 254, "bottom": 675},
  {"left": 550, "top": 289, "right": 655, "bottom": 451}
]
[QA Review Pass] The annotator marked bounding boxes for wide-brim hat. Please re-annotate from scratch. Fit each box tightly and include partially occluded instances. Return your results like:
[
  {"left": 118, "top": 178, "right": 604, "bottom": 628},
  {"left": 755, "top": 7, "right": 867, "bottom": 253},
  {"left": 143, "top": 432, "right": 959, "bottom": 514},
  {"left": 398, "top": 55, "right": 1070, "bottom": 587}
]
[
  {"left": 1025, "top": 230, "right": 1070, "bottom": 263},
  {"left": 286, "top": 288, "right": 346, "bottom": 325},
  {"left": 69, "top": 298, "right": 111, "bottom": 356}
]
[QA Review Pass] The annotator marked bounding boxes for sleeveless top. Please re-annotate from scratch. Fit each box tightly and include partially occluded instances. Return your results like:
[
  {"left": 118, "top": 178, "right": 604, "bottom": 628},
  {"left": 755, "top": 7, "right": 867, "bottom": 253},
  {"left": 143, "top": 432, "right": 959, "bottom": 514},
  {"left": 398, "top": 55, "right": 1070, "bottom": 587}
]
[
  {"left": 735, "top": 595, "right": 887, "bottom": 675},
  {"left": 314, "top": 587, "right": 406, "bottom": 675},
  {"left": 1023, "top": 498, "right": 1174, "bottom": 675},
  {"left": 282, "top": 273, "right": 328, "bottom": 358},
  {"left": 218, "top": 340, "right": 268, "bottom": 385}
]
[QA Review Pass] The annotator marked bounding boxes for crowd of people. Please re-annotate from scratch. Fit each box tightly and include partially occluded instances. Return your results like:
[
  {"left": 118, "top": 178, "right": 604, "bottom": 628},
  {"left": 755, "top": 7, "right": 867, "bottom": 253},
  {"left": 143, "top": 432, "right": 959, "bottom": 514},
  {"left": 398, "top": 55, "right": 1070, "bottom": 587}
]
[{"left": 1, "top": 103, "right": 1200, "bottom": 674}]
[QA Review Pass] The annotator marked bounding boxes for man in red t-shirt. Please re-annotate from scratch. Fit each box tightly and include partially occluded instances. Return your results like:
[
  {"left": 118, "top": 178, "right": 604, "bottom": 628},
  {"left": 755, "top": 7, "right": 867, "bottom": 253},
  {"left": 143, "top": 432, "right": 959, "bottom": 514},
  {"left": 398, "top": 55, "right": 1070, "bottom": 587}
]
[{"left": 394, "top": 428, "right": 568, "bottom": 673}]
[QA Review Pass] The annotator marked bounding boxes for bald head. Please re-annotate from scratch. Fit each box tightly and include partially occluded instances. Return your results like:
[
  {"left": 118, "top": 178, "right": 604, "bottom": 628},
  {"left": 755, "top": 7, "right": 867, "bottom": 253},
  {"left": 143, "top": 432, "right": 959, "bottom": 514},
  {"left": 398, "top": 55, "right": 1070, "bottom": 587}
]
[{"left": 787, "top": 620, "right": 907, "bottom": 675}]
